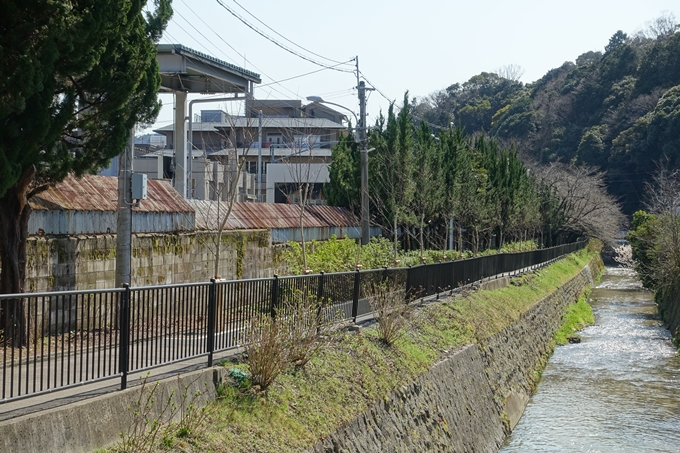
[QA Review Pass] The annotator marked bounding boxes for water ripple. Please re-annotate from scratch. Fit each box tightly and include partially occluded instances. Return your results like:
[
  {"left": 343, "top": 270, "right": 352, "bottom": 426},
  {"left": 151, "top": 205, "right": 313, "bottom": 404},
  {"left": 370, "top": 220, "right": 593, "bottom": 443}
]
[{"left": 500, "top": 267, "right": 680, "bottom": 453}]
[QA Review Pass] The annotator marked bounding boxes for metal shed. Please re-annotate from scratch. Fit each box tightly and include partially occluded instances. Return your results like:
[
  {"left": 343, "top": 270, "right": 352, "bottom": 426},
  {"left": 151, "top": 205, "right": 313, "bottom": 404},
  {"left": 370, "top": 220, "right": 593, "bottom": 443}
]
[
  {"left": 189, "top": 200, "right": 380, "bottom": 243},
  {"left": 29, "top": 175, "right": 195, "bottom": 235}
]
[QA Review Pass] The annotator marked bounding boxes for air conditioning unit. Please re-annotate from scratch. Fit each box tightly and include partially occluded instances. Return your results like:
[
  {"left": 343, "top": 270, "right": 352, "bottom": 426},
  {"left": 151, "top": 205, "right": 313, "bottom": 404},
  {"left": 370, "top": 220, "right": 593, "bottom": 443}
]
[{"left": 132, "top": 173, "right": 148, "bottom": 200}]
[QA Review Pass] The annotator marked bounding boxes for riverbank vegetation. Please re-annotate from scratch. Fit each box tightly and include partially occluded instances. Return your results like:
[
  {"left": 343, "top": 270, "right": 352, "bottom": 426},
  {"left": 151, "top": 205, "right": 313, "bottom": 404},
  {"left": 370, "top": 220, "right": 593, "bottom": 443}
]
[
  {"left": 628, "top": 166, "right": 680, "bottom": 341},
  {"left": 101, "top": 247, "right": 599, "bottom": 453},
  {"left": 554, "top": 292, "right": 595, "bottom": 345}
]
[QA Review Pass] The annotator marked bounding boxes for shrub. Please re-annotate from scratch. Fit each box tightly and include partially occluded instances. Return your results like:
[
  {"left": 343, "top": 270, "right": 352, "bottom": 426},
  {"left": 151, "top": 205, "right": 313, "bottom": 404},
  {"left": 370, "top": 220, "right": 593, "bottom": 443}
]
[
  {"left": 243, "top": 314, "right": 289, "bottom": 391},
  {"left": 281, "top": 293, "right": 337, "bottom": 368},
  {"left": 365, "top": 281, "right": 416, "bottom": 346}
]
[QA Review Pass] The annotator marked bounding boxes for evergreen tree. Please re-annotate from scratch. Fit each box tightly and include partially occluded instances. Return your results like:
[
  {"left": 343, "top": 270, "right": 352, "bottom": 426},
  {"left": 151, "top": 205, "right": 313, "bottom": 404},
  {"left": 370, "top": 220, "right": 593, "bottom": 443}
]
[
  {"left": 370, "top": 94, "right": 415, "bottom": 262},
  {"left": 411, "top": 122, "right": 443, "bottom": 257},
  {"left": 0, "top": 0, "right": 172, "bottom": 342},
  {"left": 325, "top": 131, "right": 360, "bottom": 211}
]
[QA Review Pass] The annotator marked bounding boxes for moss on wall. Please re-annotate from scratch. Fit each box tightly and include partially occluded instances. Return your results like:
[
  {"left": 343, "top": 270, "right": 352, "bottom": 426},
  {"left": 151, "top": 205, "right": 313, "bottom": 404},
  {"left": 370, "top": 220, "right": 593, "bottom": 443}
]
[{"left": 23, "top": 230, "right": 273, "bottom": 291}]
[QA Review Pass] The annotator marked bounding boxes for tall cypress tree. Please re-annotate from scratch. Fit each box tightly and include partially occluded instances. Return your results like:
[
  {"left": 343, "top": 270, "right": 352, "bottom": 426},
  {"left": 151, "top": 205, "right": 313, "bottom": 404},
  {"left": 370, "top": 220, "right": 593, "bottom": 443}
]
[
  {"left": 0, "top": 0, "right": 172, "bottom": 342},
  {"left": 370, "top": 94, "right": 415, "bottom": 262}
]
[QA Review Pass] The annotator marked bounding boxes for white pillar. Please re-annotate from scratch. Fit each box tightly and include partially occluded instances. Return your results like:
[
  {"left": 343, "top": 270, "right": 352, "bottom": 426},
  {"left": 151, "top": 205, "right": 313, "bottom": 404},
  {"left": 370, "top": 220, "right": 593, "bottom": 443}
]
[{"left": 173, "top": 91, "right": 188, "bottom": 197}]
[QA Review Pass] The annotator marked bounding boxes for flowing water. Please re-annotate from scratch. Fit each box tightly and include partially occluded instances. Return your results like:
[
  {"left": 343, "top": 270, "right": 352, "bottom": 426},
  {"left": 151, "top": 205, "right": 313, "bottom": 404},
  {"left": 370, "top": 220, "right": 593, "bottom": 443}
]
[{"left": 499, "top": 267, "right": 680, "bottom": 452}]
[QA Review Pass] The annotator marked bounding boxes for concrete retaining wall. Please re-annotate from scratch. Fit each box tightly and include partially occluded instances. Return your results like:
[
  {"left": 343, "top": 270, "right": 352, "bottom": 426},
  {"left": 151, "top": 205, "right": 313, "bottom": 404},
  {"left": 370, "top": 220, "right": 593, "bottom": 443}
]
[
  {"left": 21, "top": 230, "right": 274, "bottom": 292},
  {"left": 0, "top": 367, "right": 228, "bottom": 453},
  {"left": 305, "top": 256, "right": 603, "bottom": 453}
]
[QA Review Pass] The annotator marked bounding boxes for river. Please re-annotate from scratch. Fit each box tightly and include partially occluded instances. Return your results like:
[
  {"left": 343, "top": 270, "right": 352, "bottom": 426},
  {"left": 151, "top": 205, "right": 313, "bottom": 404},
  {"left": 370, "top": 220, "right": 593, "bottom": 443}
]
[{"left": 499, "top": 267, "right": 680, "bottom": 452}]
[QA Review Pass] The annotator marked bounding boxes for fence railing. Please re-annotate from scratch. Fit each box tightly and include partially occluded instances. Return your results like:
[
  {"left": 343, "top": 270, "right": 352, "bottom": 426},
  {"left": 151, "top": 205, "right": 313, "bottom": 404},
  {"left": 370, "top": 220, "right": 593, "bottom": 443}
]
[{"left": 0, "top": 240, "right": 586, "bottom": 402}]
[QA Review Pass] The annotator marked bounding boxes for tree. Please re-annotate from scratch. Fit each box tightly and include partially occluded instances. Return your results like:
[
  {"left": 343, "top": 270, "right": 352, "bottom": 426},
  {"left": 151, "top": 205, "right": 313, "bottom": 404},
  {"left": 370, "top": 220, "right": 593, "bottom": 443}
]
[
  {"left": 605, "top": 30, "right": 628, "bottom": 53},
  {"left": 201, "top": 110, "right": 258, "bottom": 280},
  {"left": 410, "top": 122, "right": 443, "bottom": 258},
  {"left": 325, "top": 131, "right": 360, "bottom": 211},
  {"left": 280, "top": 133, "right": 327, "bottom": 273},
  {"left": 0, "top": 0, "right": 172, "bottom": 343},
  {"left": 533, "top": 163, "right": 625, "bottom": 247},
  {"left": 576, "top": 51, "right": 603, "bottom": 66},
  {"left": 370, "top": 95, "right": 415, "bottom": 263},
  {"left": 629, "top": 164, "right": 680, "bottom": 290},
  {"left": 640, "top": 11, "right": 679, "bottom": 41},
  {"left": 496, "top": 64, "right": 525, "bottom": 82}
]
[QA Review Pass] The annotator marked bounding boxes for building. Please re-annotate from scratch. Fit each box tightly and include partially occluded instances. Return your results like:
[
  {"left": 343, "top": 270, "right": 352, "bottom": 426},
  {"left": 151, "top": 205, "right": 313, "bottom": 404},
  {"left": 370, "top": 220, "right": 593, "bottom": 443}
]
[{"left": 152, "top": 99, "right": 348, "bottom": 203}]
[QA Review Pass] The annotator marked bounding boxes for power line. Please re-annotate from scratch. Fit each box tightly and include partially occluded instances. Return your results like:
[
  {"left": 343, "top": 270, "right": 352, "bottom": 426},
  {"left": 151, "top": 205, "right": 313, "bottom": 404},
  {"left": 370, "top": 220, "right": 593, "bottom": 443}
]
[
  {"left": 215, "top": 0, "right": 355, "bottom": 73},
  {"left": 359, "top": 70, "right": 448, "bottom": 131},
  {"left": 258, "top": 61, "right": 356, "bottom": 88},
  {"left": 231, "top": 0, "right": 349, "bottom": 65},
  {"left": 179, "top": 0, "right": 342, "bottom": 105},
  {"left": 159, "top": 4, "right": 357, "bottom": 137},
  {"left": 178, "top": 0, "right": 303, "bottom": 101}
]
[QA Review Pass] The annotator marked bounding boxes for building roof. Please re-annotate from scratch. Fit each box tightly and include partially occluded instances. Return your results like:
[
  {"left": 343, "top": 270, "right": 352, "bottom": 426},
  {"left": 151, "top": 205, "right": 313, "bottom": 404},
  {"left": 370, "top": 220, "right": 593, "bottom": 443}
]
[
  {"left": 154, "top": 117, "right": 347, "bottom": 134},
  {"left": 189, "top": 201, "right": 357, "bottom": 231},
  {"left": 157, "top": 44, "right": 260, "bottom": 94},
  {"left": 29, "top": 175, "right": 194, "bottom": 213},
  {"left": 157, "top": 44, "right": 261, "bottom": 83},
  {"left": 248, "top": 99, "right": 302, "bottom": 109},
  {"left": 303, "top": 101, "right": 350, "bottom": 122}
]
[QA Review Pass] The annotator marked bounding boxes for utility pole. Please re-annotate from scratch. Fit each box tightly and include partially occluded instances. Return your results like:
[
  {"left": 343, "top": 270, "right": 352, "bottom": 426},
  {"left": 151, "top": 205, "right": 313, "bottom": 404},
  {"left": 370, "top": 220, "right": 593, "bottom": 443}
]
[
  {"left": 356, "top": 57, "right": 374, "bottom": 245},
  {"left": 115, "top": 129, "right": 134, "bottom": 287},
  {"left": 358, "top": 81, "right": 369, "bottom": 245},
  {"left": 257, "top": 110, "right": 263, "bottom": 202}
]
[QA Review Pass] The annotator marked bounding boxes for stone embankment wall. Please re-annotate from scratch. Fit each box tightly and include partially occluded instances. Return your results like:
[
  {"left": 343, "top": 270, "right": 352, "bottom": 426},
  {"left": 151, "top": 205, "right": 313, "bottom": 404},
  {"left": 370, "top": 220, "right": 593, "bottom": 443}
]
[
  {"left": 20, "top": 230, "right": 274, "bottom": 292},
  {"left": 657, "top": 284, "right": 680, "bottom": 342},
  {"left": 306, "top": 255, "right": 603, "bottom": 453}
]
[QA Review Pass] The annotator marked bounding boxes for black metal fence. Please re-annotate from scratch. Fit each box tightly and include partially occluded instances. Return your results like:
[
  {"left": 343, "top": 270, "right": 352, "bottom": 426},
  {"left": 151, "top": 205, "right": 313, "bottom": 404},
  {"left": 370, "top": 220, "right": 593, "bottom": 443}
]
[{"left": 0, "top": 240, "right": 586, "bottom": 402}]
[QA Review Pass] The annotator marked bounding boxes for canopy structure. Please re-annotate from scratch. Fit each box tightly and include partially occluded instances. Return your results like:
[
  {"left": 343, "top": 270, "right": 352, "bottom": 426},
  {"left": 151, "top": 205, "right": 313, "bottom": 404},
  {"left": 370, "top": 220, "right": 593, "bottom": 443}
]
[{"left": 156, "top": 44, "right": 261, "bottom": 197}]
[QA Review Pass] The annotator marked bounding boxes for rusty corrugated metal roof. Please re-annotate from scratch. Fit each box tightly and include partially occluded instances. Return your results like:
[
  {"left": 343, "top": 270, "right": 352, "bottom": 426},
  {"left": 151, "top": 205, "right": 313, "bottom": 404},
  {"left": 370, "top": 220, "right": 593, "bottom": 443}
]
[
  {"left": 189, "top": 200, "right": 357, "bottom": 231},
  {"left": 30, "top": 175, "right": 194, "bottom": 213}
]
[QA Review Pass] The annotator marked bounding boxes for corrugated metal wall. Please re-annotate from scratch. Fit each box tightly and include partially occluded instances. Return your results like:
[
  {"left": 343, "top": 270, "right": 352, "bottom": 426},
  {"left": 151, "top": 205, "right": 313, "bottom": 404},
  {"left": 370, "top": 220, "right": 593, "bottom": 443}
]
[
  {"left": 28, "top": 210, "right": 195, "bottom": 235},
  {"left": 26, "top": 175, "right": 375, "bottom": 242}
]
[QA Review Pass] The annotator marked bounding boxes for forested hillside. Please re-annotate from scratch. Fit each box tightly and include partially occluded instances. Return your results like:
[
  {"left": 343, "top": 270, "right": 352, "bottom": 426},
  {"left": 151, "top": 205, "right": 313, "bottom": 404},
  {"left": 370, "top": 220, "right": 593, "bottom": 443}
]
[{"left": 413, "top": 14, "right": 680, "bottom": 214}]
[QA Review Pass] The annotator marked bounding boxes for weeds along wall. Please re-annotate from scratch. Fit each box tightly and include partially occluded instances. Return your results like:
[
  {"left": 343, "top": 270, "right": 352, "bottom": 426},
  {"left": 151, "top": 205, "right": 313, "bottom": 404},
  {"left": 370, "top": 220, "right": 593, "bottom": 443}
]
[{"left": 19, "top": 230, "right": 274, "bottom": 292}]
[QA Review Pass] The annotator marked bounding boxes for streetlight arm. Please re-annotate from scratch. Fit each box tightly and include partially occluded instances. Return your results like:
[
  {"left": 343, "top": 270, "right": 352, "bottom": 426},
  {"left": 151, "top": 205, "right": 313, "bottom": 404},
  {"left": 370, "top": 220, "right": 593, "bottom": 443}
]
[{"left": 306, "top": 96, "right": 358, "bottom": 126}]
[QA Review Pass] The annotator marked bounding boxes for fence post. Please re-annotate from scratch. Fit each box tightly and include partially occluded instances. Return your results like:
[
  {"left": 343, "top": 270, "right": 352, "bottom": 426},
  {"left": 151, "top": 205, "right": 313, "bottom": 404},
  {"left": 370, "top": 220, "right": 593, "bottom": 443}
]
[
  {"left": 351, "top": 269, "right": 360, "bottom": 323},
  {"left": 317, "top": 271, "right": 325, "bottom": 303},
  {"left": 405, "top": 265, "right": 412, "bottom": 301},
  {"left": 207, "top": 278, "right": 217, "bottom": 367},
  {"left": 119, "top": 284, "right": 131, "bottom": 391},
  {"left": 271, "top": 275, "right": 279, "bottom": 319}
]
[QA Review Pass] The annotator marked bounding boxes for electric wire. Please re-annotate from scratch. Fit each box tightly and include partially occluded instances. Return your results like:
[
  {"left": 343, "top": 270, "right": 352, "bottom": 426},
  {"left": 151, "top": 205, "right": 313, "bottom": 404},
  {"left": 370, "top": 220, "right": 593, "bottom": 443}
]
[
  {"left": 231, "top": 0, "right": 349, "bottom": 65},
  {"left": 154, "top": 4, "right": 358, "bottom": 142},
  {"left": 179, "top": 0, "right": 352, "bottom": 106},
  {"left": 215, "top": 0, "right": 355, "bottom": 73}
]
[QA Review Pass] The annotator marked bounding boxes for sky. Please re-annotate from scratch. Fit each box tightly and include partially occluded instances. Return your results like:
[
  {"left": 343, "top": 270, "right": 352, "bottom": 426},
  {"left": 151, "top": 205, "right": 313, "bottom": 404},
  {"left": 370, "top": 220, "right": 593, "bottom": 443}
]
[{"left": 144, "top": 0, "right": 680, "bottom": 134}]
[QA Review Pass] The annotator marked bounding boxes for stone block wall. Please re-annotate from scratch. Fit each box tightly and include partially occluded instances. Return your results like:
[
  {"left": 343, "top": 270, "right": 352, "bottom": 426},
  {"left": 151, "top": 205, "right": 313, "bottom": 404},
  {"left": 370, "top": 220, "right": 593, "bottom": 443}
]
[
  {"left": 657, "top": 282, "right": 680, "bottom": 342},
  {"left": 22, "top": 230, "right": 274, "bottom": 292}
]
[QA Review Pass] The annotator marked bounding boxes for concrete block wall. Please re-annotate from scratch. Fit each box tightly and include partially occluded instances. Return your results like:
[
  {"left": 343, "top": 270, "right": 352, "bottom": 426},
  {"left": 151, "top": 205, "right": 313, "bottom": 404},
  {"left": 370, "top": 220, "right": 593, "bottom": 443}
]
[{"left": 22, "top": 230, "right": 275, "bottom": 293}]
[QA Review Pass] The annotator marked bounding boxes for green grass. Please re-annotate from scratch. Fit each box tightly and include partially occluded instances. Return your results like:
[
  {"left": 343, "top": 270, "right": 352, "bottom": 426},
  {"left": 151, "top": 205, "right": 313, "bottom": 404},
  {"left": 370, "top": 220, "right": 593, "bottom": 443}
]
[
  {"left": 554, "top": 293, "right": 595, "bottom": 345},
  {"left": 102, "top": 248, "right": 601, "bottom": 453}
]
